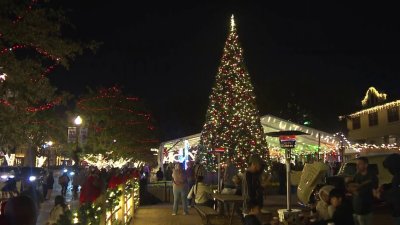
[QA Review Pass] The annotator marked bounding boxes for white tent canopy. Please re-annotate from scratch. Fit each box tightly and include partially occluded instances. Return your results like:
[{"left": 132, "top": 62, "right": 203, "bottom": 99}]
[{"left": 158, "top": 114, "right": 344, "bottom": 165}]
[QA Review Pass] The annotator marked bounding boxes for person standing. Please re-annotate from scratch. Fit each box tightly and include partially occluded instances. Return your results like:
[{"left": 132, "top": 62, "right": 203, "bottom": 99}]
[
  {"left": 186, "top": 162, "right": 195, "bottom": 207},
  {"left": 242, "top": 155, "right": 264, "bottom": 217},
  {"left": 46, "top": 171, "right": 55, "bottom": 200},
  {"left": 348, "top": 157, "right": 378, "bottom": 225},
  {"left": 223, "top": 159, "right": 238, "bottom": 189},
  {"left": 42, "top": 171, "right": 48, "bottom": 200},
  {"left": 58, "top": 172, "right": 70, "bottom": 197},
  {"left": 165, "top": 166, "right": 173, "bottom": 181},
  {"left": 194, "top": 160, "right": 205, "bottom": 182},
  {"left": 156, "top": 167, "right": 164, "bottom": 181},
  {"left": 376, "top": 154, "right": 400, "bottom": 225},
  {"left": 172, "top": 163, "right": 188, "bottom": 216}
]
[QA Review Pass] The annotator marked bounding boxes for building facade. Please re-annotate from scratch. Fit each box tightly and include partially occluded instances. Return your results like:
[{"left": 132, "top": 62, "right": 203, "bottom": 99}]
[{"left": 345, "top": 87, "right": 400, "bottom": 145}]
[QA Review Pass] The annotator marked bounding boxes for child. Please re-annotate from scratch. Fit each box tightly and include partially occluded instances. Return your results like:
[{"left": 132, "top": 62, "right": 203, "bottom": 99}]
[
  {"left": 243, "top": 203, "right": 262, "bottom": 225},
  {"left": 328, "top": 188, "right": 354, "bottom": 225}
]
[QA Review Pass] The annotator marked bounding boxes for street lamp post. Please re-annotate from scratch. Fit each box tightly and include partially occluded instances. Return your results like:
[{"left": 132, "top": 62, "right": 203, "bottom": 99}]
[
  {"left": 47, "top": 141, "right": 53, "bottom": 168},
  {"left": 74, "top": 116, "right": 82, "bottom": 167}
]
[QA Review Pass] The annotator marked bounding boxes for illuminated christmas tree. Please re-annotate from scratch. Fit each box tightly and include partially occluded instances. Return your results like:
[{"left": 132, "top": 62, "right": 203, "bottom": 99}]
[{"left": 198, "top": 15, "right": 268, "bottom": 171}]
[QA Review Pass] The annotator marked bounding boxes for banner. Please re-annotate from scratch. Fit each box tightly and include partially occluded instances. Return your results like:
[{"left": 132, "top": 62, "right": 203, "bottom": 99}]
[
  {"left": 79, "top": 127, "right": 88, "bottom": 144},
  {"left": 68, "top": 127, "right": 77, "bottom": 143}
]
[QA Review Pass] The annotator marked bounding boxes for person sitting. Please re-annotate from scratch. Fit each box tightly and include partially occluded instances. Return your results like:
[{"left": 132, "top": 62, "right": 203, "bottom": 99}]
[
  {"left": 187, "top": 176, "right": 213, "bottom": 207},
  {"left": 328, "top": 188, "right": 354, "bottom": 225},
  {"left": 46, "top": 195, "right": 69, "bottom": 225},
  {"left": 243, "top": 202, "right": 262, "bottom": 225},
  {"left": 316, "top": 185, "right": 335, "bottom": 221}
]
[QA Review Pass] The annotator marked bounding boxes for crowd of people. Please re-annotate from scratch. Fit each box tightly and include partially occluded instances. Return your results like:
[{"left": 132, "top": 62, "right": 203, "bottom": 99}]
[
  {"left": 166, "top": 154, "right": 267, "bottom": 225},
  {"left": 164, "top": 153, "right": 400, "bottom": 225},
  {"left": 312, "top": 154, "right": 400, "bottom": 225},
  {"left": 0, "top": 165, "right": 142, "bottom": 225}
]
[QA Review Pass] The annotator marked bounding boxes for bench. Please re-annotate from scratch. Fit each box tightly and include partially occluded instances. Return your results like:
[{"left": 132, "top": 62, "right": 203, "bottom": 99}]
[{"left": 194, "top": 205, "right": 223, "bottom": 225}]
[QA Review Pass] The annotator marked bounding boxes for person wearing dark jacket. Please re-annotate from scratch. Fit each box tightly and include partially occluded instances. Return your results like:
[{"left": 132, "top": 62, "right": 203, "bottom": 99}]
[
  {"left": 46, "top": 171, "right": 55, "bottom": 200},
  {"left": 242, "top": 155, "right": 264, "bottom": 216},
  {"left": 377, "top": 154, "right": 400, "bottom": 225},
  {"left": 328, "top": 188, "right": 354, "bottom": 225},
  {"left": 347, "top": 157, "right": 378, "bottom": 225},
  {"left": 156, "top": 167, "right": 164, "bottom": 181}
]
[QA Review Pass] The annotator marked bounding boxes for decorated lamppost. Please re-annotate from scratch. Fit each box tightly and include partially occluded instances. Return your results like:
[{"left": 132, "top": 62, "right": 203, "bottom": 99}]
[
  {"left": 46, "top": 141, "right": 53, "bottom": 168},
  {"left": 266, "top": 131, "right": 308, "bottom": 223},
  {"left": 73, "top": 116, "right": 82, "bottom": 166}
]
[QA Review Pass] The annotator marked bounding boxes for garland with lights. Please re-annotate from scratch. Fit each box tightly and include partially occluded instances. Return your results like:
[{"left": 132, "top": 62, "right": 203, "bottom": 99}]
[
  {"left": 72, "top": 178, "right": 140, "bottom": 225},
  {"left": 76, "top": 203, "right": 103, "bottom": 225},
  {"left": 105, "top": 188, "right": 123, "bottom": 210},
  {"left": 198, "top": 15, "right": 268, "bottom": 171}
]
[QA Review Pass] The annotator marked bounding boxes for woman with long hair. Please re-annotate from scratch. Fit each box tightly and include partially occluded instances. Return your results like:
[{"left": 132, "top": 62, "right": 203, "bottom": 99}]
[
  {"left": 172, "top": 163, "right": 188, "bottom": 215},
  {"left": 46, "top": 195, "right": 68, "bottom": 225}
]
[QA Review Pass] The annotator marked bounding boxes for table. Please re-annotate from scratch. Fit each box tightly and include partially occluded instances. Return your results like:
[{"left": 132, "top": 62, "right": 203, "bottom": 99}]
[{"left": 212, "top": 194, "right": 243, "bottom": 225}]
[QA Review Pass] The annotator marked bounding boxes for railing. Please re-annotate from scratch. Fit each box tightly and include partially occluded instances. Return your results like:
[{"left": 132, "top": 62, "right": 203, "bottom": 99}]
[
  {"left": 104, "top": 179, "right": 139, "bottom": 225},
  {"left": 73, "top": 178, "right": 140, "bottom": 225}
]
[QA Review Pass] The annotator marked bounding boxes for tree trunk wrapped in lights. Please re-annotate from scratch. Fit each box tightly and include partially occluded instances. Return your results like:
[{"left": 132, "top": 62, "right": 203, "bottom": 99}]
[{"left": 198, "top": 15, "right": 269, "bottom": 171}]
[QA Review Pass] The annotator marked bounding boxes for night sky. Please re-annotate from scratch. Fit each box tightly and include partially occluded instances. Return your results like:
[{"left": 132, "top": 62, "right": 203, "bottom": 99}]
[{"left": 50, "top": 1, "right": 400, "bottom": 141}]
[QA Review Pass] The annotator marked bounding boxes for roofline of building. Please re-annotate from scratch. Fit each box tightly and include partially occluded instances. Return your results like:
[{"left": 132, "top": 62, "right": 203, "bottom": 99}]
[{"left": 345, "top": 100, "right": 400, "bottom": 118}]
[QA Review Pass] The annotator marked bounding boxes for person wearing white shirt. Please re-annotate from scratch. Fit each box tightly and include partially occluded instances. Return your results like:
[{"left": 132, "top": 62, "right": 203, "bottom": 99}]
[{"left": 187, "top": 176, "right": 213, "bottom": 207}]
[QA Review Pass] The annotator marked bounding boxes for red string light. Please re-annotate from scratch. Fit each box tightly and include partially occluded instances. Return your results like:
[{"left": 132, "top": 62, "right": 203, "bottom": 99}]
[
  {"left": 0, "top": 1, "right": 63, "bottom": 114},
  {"left": 26, "top": 97, "right": 62, "bottom": 112},
  {"left": 78, "top": 87, "right": 158, "bottom": 140},
  {"left": 77, "top": 87, "right": 141, "bottom": 114},
  {"left": 31, "top": 120, "right": 60, "bottom": 130},
  {"left": 12, "top": 0, "right": 39, "bottom": 24},
  {"left": 0, "top": 99, "right": 12, "bottom": 107}
]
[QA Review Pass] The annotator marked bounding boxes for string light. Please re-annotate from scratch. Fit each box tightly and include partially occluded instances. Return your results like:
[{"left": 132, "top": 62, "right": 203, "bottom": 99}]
[
  {"left": 0, "top": 44, "right": 62, "bottom": 111},
  {"left": 36, "top": 156, "right": 47, "bottom": 167},
  {"left": 82, "top": 153, "right": 131, "bottom": 169},
  {"left": 197, "top": 15, "right": 268, "bottom": 171},
  {"left": 12, "top": 0, "right": 39, "bottom": 24},
  {"left": 347, "top": 100, "right": 400, "bottom": 118},
  {"left": 5, "top": 154, "right": 16, "bottom": 166},
  {"left": 361, "top": 87, "right": 387, "bottom": 107}
]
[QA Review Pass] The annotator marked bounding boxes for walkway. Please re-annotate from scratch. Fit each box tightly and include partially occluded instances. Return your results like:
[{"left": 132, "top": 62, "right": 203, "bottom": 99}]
[
  {"left": 133, "top": 204, "right": 203, "bottom": 225},
  {"left": 37, "top": 171, "right": 79, "bottom": 225},
  {"left": 132, "top": 195, "right": 394, "bottom": 225}
]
